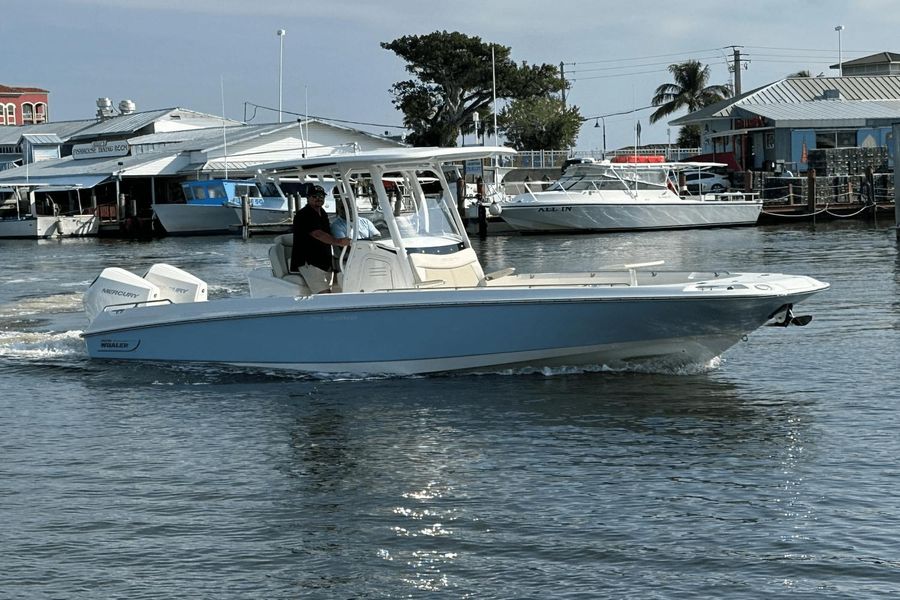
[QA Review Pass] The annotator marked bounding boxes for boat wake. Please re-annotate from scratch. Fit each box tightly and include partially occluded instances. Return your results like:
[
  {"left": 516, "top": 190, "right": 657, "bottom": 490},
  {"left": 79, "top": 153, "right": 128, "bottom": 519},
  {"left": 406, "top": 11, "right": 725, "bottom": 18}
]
[
  {"left": 473, "top": 356, "right": 723, "bottom": 378},
  {"left": 0, "top": 291, "right": 84, "bottom": 319},
  {"left": 0, "top": 329, "right": 85, "bottom": 360}
]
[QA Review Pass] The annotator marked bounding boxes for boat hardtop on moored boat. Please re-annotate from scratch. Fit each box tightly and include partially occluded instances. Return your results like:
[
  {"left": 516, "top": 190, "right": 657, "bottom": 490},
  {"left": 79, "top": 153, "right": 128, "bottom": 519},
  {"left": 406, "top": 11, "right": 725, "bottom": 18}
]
[{"left": 81, "top": 146, "right": 828, "bottom": 376}]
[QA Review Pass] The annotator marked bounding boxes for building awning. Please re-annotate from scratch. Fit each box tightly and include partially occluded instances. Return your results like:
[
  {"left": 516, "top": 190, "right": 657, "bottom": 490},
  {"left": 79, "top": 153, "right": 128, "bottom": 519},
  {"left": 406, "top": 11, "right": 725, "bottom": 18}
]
[
  {"left": 0, "top": 174, "right": 110, "bottom": 189},
  {"left": 707, "top": 126, "right": 774, "bottom": 139}
]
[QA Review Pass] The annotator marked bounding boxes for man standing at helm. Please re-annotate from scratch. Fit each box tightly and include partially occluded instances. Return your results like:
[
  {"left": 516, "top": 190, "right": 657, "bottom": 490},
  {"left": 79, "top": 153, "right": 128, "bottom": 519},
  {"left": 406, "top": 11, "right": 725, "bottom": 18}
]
[{"left": 290, "top": 185, "right": 350, "bottom": 293}]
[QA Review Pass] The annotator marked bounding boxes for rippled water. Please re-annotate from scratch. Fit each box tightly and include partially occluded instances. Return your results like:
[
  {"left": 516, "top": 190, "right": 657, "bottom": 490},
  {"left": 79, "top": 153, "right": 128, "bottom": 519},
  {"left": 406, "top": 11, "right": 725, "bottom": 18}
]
[{"left": 1, "top": 222, "right": 899, "bottom": 598}]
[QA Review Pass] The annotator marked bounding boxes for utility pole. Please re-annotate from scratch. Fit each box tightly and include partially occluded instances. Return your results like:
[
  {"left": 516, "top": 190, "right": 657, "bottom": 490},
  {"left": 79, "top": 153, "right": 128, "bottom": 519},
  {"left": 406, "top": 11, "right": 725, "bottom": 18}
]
[
  {"left": 560, "top": 61, "right": 567, "bottom": 106},
  {"left": 732, "top": 46, "right": 743, "bottom": 95}
]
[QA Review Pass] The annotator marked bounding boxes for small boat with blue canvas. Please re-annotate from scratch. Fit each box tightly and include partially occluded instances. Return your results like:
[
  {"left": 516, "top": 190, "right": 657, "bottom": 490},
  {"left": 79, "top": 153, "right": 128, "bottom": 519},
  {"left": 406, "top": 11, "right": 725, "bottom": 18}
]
[{"left": 152, "top": 177, "right": 296, "bottom": 235}]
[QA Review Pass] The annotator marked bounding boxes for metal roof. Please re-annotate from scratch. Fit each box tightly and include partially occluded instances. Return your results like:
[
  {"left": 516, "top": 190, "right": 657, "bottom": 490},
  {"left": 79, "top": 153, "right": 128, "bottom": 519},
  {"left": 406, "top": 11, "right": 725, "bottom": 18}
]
[
  {"left": 0, "top": 148, "right": 180, "bottom": 184},
  {"left": 837, "top": 52, "right": 900, "bottom": 67},
  {"left": 670, "top": 75, "right": 900, "bottom": 125},
  {"left": 0, "top": 120, "right": 95, "bottom": 145},
  {"left": 66, "top": 108, "right": 177, "bottom": 139},
  {"left": 128, "top": 126, "right": 245, "bottom": 146},
  {"left": 68, "top": 108, "right": 241, "bottom": 141},
  {"left": 21, "top": 133, "right": 63, "bottom": 144},
  {"left": 735, "top": 99, "right": 900, "bottom": 123}
]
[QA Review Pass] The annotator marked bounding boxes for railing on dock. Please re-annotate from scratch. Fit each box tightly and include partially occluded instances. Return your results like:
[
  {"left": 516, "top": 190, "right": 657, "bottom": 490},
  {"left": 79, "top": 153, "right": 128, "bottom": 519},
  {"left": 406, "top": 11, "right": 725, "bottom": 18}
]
[{"left": 481, "top": 148, "right": 703, "bottom": 170}]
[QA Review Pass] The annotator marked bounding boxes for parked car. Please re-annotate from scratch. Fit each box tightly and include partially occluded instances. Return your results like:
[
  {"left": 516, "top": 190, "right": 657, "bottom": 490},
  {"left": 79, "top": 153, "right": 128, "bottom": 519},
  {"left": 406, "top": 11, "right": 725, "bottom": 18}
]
[{"left": 684, "top": 171, "right": 730, "bottom": 193}]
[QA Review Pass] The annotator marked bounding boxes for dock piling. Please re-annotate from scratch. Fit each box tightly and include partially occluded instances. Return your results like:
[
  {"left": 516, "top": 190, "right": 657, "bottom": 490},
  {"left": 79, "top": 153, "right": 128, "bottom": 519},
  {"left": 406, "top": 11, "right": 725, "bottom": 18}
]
[{"left": 241, "top": 194, "right": 250, "bottom": 240}]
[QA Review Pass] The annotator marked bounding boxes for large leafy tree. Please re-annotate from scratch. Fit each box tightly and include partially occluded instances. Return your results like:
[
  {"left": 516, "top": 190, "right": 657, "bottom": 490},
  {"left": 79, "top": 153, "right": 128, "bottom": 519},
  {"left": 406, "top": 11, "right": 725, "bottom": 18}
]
[
  {"left": 382, "top": 31, "right": 566, "bottom": 147},
  {"left": 499, "top": 97, "right": 582, "bottom": 150},
  {"left": 649, "top": 60, "right": 731, "bottom": 146}
]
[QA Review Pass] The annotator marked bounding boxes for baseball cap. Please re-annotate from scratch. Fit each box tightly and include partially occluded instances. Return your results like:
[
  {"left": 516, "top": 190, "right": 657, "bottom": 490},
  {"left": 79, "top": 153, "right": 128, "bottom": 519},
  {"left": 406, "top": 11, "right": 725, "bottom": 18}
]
[{"left": 309, "top": 185, "right": 326, "bottom": 198}]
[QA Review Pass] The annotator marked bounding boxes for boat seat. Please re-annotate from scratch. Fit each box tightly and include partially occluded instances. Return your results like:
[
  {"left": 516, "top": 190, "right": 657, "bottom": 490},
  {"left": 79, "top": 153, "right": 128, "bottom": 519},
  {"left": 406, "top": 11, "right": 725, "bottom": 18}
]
[
  {"left": 408, "top": 247, "right": 485, "bottom": 288},
  {"left": 270, "top": 234, "right": 308, "bottom": 287}
]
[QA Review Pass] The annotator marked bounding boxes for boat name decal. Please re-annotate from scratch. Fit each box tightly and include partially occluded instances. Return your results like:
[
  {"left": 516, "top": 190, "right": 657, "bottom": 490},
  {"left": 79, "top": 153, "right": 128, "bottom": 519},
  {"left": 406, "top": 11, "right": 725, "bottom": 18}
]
[
  {"left": 98, "top": 339, "right": 141, "bottom": 352},
  {"left": 537, "top": 206, "right": 573, "bottom": 212},
  {"left": 102, "top": 288, "right": 140, "bottom": 298}
]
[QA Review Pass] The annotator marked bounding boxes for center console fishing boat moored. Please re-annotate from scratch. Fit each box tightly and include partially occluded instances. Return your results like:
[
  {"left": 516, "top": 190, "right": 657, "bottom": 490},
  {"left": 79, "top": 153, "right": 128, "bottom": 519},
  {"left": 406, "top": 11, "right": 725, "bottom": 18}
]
[
  {"left": 497, "top": 158, "right": 762, "bottom": 233},
  {"left": 81, "top": 147, "right": 828, "bottom": 376}
]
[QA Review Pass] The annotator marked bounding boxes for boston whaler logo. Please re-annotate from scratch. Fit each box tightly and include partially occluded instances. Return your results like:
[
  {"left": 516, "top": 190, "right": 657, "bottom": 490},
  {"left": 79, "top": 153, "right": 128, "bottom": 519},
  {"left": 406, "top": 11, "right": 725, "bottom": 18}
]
[{"left": 98, "top": 338, "right": 141, "bottom": 352}]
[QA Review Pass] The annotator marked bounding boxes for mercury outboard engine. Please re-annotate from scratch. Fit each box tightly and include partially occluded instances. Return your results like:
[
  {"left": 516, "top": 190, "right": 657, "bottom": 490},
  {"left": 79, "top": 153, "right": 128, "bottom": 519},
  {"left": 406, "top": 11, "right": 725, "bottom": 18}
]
[
  {"left": 83, "top": 267, "right": 161, "bottom": 322},
  {"left": 143, "top": 263, "right": 207, "bottom": 304}
]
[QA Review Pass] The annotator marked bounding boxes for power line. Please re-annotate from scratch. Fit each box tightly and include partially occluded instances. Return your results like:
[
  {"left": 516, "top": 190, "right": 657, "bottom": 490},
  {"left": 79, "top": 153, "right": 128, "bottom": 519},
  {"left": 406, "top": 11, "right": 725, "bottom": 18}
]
[
  {"left": 565, "top": 47, "right": 723, "bottom": 66},
  {"left": 243, "top": 102, "right": 406, "bottom": 130},
  {"left": 568, "top": 54, "right": 724, "bottom": 74},
  {"left": 571, "top": 60, "right": 733, "bottom": 82},
  {"left": 743, "top": 44, "right": 880, "bottom": 53}
]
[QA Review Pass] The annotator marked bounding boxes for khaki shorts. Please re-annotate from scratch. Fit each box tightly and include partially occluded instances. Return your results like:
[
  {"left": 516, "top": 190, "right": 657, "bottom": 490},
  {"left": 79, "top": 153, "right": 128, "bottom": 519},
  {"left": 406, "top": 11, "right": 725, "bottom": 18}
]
[{"left": 298, "top": 264, "right": 333, "bottom": 293}]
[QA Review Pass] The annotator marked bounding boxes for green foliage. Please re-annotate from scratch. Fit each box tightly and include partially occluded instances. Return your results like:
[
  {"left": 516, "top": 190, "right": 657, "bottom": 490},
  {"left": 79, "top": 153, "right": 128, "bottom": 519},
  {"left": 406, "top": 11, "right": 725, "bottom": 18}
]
[
  {"left": 650, "top": 60, "right": 731, "bottom": 124},
  {"left": 676, "top": 124, "right": 701, "bottom": 148},
  {"left": 381, "top": 31, "right": 566, "bottom": 147},
  {"left": 499, "top": 97, "right": 582, "bottom": 150}
]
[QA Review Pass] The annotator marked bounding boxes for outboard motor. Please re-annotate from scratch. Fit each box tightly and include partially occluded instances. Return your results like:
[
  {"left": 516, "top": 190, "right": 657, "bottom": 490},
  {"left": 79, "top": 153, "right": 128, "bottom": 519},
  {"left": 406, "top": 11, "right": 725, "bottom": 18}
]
[
  {"left": 143, "top": 263, "right": 207, "bottom": 304},
  {"left": 83, "top": 267, "right": 161, "bottom": 322}
]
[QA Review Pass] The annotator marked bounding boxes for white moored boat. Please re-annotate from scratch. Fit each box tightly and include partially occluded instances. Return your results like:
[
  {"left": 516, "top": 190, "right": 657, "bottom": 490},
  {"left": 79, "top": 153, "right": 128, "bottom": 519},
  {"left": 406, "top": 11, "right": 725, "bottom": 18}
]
[
  {"left": 81, "top": 147, "right": 827, "bottom": 376},
  {"left": 498, "top": 158, "right": 762, "bottom": 233},
  {"left": 0, "top": 184, "right": 99, "bottom": 239}
]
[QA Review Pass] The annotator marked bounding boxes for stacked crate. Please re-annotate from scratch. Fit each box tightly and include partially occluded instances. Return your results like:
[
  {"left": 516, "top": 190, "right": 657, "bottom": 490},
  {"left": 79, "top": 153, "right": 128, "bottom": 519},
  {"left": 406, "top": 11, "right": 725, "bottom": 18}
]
[{"left": 806, "top": 147, "right": 888, "bottom": 176}]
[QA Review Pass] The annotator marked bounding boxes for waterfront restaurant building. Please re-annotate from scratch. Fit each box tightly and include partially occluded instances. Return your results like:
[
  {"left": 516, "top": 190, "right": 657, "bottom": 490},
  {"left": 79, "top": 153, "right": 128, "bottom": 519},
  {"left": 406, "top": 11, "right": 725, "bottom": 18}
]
[
  {"left": 0, "top": 106, "right": 405, "bottom": 225},
  {"left": 669, "top": 67, "right": 900, "bottom": 173}
]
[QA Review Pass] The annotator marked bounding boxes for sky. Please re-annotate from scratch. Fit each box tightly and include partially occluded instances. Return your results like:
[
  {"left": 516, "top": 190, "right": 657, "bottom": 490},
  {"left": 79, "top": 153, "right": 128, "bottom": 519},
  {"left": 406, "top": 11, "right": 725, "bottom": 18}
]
[{"left": 4, "top": 0, "right": 898, "bottom": 153}]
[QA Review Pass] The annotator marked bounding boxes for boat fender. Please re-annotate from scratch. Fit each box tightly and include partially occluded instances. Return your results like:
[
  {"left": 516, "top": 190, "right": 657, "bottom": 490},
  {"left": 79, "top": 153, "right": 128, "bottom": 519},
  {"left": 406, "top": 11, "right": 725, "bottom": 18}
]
[{"left": 488, "top": 201, "right": 502, "bottom": 216}]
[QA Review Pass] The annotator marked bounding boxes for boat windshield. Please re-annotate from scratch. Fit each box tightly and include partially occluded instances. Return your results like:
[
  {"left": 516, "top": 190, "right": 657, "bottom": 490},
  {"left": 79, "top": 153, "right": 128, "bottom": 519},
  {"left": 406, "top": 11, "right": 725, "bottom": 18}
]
[
  {"left": 551, "top": 167, "right": 671, "bottom": 192},
  {"left": 234, "top": 183, "right": 262, "bottom": 199},
  {"left": 256, "top": 181, "right": 281, "bottom": 198},
  {"left": 396, "top": 193, "right": 464, "bottom": 246},
  {"left": 375, "top": 168, "right": 465, "bottom": 250}
]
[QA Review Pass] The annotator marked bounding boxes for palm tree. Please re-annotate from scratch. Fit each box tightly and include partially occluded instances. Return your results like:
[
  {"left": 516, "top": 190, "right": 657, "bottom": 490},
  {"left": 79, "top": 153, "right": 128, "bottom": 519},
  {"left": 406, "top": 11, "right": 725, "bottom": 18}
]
[
  {"left": 649, "top": 60, "right": 732, "bottom": 124},
  {"left": 788, "top": 69, "right": 812, "bottom": 77}
]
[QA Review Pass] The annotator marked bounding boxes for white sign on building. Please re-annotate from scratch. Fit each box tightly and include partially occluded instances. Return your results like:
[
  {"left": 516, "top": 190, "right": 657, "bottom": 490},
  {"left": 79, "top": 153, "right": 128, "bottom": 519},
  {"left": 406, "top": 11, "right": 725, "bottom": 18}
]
[{"left": 72, "top": 140, "right": 129, "bottom": 160}]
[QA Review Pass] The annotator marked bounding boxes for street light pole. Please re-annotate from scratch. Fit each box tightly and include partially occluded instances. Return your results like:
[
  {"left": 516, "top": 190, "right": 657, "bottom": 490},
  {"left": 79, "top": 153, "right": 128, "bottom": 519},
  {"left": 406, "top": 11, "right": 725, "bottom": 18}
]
[
  {"left": 277, "top": 29, "right": 286, "bottom": 122},
  {"left": 835, "top": 25, "right": 844, "bottom": 77},
  {"left": 601, "top": 117, "right": 607, "bottom": 157}
]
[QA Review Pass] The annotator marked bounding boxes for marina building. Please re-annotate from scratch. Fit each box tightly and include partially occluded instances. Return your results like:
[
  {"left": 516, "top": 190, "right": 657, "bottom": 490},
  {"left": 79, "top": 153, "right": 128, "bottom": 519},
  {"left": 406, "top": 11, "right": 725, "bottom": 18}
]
[
  {"left": 669, "top": 55, "right": 900, "bottom": 174},
  {"left": 0, "top": 102, "right": 404, "bottom": 235}
]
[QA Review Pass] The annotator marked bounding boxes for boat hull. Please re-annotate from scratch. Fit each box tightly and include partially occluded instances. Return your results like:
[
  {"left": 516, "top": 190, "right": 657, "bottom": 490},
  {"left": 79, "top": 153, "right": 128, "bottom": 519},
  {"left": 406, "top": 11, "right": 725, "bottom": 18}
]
[
  {"left": 153, "top": 204, "right": 291, "bottom": 235},
  {"left": 0, "top": 215, "right": 99, "bottom": 239},
  {"left": 82, "top": 278, "right": 824, "bottom": 375},
  {"left": 499, "top": 199, "right": 762, "bottom": 233},
  {"left": 153, "top": 203, "right": 239, "bottom": 235}
]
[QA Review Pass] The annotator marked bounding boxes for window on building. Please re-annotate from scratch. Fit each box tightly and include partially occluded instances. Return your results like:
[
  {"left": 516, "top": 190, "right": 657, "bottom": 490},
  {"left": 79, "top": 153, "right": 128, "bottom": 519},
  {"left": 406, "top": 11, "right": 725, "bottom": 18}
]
[
  {"left": 815, "top": 132, "right": 836, "bottom": 149},
  {"left": 816, "top": 130, "right": 858, "bottom": 149},
  {"left": 836, "top": 131, "right": 856, "bottom": 147},
  {"left": 34, "top": 103, "right": 46, "bottom": 123},
  {"left": 2, "top": 103, "right": 15, "bottom": 125},
  {"left": 22, "top": 103, "right": 34, "bottom": 124}
]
